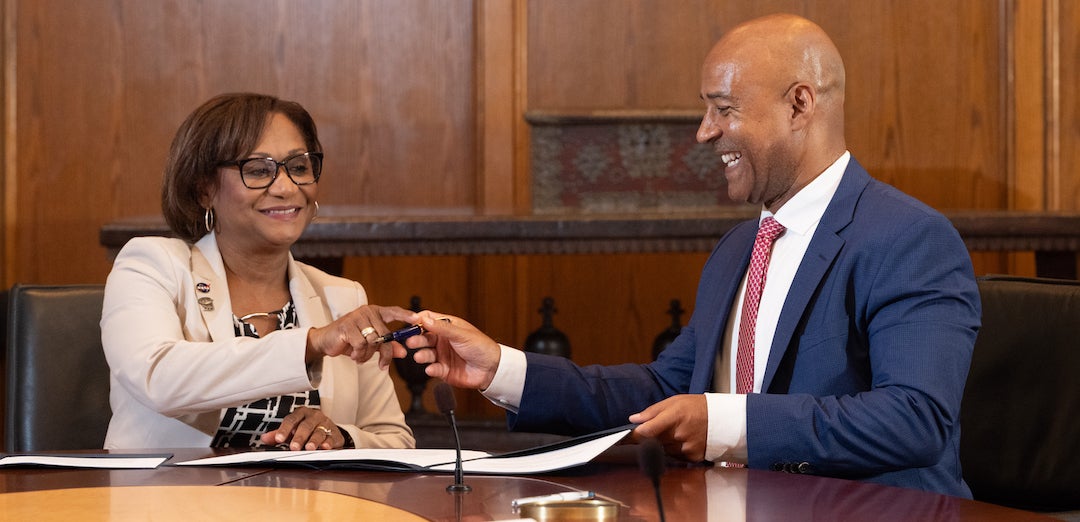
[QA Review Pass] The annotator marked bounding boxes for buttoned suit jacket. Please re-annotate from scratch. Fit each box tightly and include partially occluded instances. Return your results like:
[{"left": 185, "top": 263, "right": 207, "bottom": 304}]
[
  {"left": 509, "top": 158, "right": 980, "bottom": 497},
  {"left": 101, "top": 233, "right": 413, "bottom": 450}
]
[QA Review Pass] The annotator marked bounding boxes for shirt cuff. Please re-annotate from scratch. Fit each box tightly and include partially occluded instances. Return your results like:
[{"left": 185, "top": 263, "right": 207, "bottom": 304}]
[
  {"left": 480, "top": 344, "right": 526, "bottom": 413},
  {"left": 704, "top": 392, "right": 748, "bottom": 463}
]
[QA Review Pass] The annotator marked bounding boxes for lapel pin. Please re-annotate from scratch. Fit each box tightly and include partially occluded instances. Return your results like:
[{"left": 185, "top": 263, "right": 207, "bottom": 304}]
[
  {"left": 196, "top": 282, "right": 210, "bottom": 293},
  {"left": 198, "top": 297, "right": 214, "bottom": 311}
]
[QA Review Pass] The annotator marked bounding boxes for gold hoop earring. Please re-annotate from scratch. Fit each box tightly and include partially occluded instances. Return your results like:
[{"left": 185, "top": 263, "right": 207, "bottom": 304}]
[
  {"left": 313, "top": 201, "right": 320, "bottom": 219},
  {"left": 204, "top": 207, "right": 215, "bottom": 233}
]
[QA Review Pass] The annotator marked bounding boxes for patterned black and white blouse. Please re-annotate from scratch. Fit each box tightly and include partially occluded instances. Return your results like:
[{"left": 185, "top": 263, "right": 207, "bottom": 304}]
[{"left": 209, "top": 300, "right": 321, "bottom": 448}]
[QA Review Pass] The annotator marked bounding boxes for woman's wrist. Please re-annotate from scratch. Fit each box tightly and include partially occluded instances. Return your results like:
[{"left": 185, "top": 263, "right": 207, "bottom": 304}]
[
  {"left": 338, "top": 425, "right": 355, "bottom": 448},
  {"left": 304, "top": 327, "right": 322, "bottom": 364}
]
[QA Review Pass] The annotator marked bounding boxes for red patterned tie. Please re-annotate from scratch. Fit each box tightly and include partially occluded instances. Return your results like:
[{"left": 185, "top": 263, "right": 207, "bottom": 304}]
[{"left": 736, "top": 217, "right": 786, "bottom": 394}]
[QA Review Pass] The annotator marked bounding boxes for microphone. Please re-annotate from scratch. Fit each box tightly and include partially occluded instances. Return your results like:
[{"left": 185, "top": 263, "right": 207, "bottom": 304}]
[
  {"left": 638, "top": 437, "right": 666, "bottom": 522},
  {"left": 434, "top": 381, "right": 471, "bottom": 493}
]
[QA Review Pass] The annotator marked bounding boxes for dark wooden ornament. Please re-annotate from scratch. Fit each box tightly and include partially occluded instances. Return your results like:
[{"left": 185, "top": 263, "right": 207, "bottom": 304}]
[
  {"left": 652, "top": 299, "right": 684, "bottom": 360},
  {"left": 524, "top": 297, "right": 572, "bottom": 359}
]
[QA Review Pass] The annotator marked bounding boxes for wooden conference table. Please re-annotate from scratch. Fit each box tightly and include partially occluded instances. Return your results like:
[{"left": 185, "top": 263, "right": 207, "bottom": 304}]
[{"left": 0, "top": 446, "right": 1054, "bottom": 521}]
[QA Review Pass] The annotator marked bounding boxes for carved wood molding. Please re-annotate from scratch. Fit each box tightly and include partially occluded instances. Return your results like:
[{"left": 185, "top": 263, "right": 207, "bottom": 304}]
[{"left": 101, "top": 209, "right": 1080, "bottom": 258}]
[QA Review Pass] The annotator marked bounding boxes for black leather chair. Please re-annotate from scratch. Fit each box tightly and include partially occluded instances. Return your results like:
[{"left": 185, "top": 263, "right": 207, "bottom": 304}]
[
  {"left": 961, "top": 275, "right": 1080, "bottom": 515},
  {"left": 4, "top": 284, "right": 109, "bottom": 452}
]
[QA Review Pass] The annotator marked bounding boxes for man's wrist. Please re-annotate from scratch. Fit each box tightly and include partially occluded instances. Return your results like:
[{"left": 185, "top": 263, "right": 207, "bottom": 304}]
[
  {"left": 479, "top": 344, "right": 501, "bottom": 391},
  {"left": 481, "top": 345, "right": 526, "bottom": 411}
]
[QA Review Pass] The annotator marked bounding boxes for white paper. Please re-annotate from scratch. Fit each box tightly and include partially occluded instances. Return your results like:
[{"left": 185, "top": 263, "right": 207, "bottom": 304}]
[
  {"left": 173, "top": 450, "right": 319, "bottom": 467},
  {"left": 275, "top": 448, "right": 492, "bottom": 468},
  {"left": 431, "top": 429, "right": 630, "bottom": 474},
  {"left": 176, "top": 448, "right": 490, "bottom": 469},
  {"left": 0, "top": 454, "right": 169, "bottom": 469},
  {"left": 174, "top": 427, "right": 631, "bottom": 475}
]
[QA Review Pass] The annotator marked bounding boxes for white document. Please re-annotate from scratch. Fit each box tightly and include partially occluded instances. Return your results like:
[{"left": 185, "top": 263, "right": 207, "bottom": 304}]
[
  {"left": 432, "top": 428, "right": 630, "bottom": 474},
  {"left": 177, "top": 448, "right": 491, "bottom": 470},
  {"left": 175, "top": 426, "right": 632, "bottom": 475},
  {"left": 0, "top": 454, "right": 170, "bottom": 469}
]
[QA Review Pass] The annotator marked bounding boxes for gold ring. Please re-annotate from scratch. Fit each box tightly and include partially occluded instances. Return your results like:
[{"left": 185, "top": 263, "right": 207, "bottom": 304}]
[
  {"left": 360, "top": 326, "right": 376, "bottom": 337},
  {"left": 316, "top": 426, "right": 332, "bottom": 436}
]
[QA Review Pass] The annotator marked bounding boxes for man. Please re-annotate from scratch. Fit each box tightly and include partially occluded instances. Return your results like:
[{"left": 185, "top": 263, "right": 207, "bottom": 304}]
[{"left": 403, "top": 13, "right": 980, "bottom": 498}]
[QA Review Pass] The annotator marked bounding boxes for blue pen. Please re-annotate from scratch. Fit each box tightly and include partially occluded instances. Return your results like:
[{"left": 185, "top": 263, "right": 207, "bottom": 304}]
[{"left": 373, "top": 324, "right": 424, "bottom": 344}]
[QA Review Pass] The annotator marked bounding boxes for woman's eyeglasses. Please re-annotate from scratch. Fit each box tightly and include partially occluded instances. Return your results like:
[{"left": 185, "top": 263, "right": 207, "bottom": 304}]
[{"left": 220, "top": 151, "right": 323, "bottom": 189}]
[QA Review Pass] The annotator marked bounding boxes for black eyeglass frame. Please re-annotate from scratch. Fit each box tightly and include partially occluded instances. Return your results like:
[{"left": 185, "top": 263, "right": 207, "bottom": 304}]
[{"left": 219, "top": 151, "right": 323, "bottom": 189}]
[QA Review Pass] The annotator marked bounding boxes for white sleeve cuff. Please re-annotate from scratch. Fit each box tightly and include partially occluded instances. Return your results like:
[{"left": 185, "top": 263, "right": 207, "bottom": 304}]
[
  {"left": 480, "top": 344, "right": 526, "bottom": 413},
  {"left": 704, "top": 392, "right": 748, "bottom": 463}
]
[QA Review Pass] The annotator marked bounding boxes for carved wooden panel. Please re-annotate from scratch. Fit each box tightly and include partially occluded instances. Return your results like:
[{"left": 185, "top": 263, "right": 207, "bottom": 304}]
[{"left": 526, "top": 1, "right": 1007, "bottom": 212}]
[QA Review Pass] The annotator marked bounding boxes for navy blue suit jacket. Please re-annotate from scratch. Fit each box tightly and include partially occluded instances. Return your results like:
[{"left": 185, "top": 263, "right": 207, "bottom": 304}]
[{"left": 510, "top": 158, "right": 980, "bottom": 498}]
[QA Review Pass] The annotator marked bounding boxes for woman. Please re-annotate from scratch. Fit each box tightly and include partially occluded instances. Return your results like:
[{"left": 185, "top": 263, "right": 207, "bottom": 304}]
[{"left": 102, "top": 93, "right": 414, "bottom": 451}]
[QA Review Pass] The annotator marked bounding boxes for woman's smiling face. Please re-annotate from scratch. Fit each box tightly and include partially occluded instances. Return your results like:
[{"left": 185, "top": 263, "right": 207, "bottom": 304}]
[{"left": 207, "top": 112, "right": 319, "bottom": 255}]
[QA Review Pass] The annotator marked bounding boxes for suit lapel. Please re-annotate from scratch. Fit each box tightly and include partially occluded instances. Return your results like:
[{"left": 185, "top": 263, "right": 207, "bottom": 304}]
[
  {"left": 689, "top": 221, "right": 757, "bottom": 393},
  {"left": 190, "top": 234, "right": 235, "bottom": 342},
  {"left": 761, "top": 159, "right": 871, "bottom": 391},
  {"left": 288, "top": 261, "right": 329, "bottom": 329}
]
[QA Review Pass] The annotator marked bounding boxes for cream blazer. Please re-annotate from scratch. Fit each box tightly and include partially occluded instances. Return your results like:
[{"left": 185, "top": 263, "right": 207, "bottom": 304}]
[{"left": 101, "top": 233, "right": 413, "bottom": 450}]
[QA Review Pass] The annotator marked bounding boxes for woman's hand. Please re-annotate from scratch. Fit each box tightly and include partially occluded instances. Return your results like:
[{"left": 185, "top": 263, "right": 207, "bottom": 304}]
[
  {"left": 305, "top": 304, "right": 415, "bottom": 369},
  {"left": 259, "top": 406, "right": 344, "bottom": 450}
]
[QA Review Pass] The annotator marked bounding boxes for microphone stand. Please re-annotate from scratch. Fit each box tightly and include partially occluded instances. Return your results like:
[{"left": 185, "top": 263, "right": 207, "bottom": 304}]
[
  {"left": 446, "top": 407, "right": 471, "bottom": 493},
  {"left": 435, "top": 382, "right": 472, "bottom": 493}
]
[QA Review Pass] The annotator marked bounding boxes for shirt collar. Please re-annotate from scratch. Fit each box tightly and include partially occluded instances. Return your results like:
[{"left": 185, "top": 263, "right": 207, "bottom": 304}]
[{"left": 760, "top": 151, "right": 850, "bottom": 236}]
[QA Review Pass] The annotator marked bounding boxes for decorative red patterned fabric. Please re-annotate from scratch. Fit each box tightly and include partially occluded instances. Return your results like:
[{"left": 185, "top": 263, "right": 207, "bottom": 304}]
[{"left": 736, "top": 217, "right": 786, "bottom": 394}]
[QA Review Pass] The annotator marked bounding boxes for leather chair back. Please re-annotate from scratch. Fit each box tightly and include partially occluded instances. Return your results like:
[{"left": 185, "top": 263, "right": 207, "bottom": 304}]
[
  {"left": 4, "top": 284, "right": 109, "bottom": 452},
  {"left": 962, "top": 275, "right": 1080, "bottom": 512}
]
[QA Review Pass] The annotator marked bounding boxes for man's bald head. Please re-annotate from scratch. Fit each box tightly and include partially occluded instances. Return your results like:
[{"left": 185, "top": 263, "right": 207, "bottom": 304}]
[
  {"left": 710, "top": 14, "right": 845, "bottom": 118},
  {"left": 696, "top": 14, "right": 847, "bottom": 211}
]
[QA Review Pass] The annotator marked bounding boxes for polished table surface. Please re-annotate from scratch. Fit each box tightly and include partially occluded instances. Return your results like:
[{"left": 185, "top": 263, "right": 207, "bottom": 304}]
[
  {"left": 0, "top": 446, "right": 1056, "bottom": 521},
  {"left": 0, "top": 485, "right": 427, "bottom": 521}
]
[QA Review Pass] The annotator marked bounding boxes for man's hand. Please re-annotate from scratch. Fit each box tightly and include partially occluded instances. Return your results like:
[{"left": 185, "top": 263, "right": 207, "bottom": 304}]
[
  {"left": 628, "top": 394, "right": 709, "bottom": 462},
  {"left": 406, "top": 311, "right": 501, "bottom": 390}
]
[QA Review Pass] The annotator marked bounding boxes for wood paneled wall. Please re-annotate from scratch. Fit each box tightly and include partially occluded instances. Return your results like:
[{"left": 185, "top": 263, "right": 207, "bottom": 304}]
[
  {"left": 2, "top": 0, "right": 476, "bottom": 284},
  {"left": 1061, "top": 1, "right": 1080, "bottom": 209},
  {"left": 1, "top": 0, "right": 1075, "bottom": 418}
]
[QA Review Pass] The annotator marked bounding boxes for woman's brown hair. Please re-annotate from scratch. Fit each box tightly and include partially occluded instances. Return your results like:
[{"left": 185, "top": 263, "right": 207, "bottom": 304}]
[{"left": 161, "top": 93, "right": 322, "bottom": 243}]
